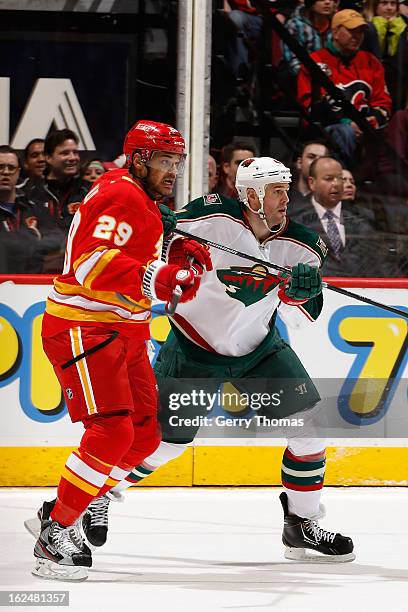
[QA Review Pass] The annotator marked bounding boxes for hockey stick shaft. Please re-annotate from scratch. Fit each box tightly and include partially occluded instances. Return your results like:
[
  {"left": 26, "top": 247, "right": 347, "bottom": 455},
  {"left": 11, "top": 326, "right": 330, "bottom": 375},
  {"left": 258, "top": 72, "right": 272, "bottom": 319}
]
[{"left": 174, "top": 228, "right": 408, "bottom": 319}]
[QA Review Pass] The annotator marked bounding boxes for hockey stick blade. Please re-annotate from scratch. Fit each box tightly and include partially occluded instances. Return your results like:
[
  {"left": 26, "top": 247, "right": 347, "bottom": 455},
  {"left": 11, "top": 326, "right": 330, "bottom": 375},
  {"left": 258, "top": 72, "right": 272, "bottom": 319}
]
[{"left": 174, "top": 228, "right": 408, "bottom": 319}]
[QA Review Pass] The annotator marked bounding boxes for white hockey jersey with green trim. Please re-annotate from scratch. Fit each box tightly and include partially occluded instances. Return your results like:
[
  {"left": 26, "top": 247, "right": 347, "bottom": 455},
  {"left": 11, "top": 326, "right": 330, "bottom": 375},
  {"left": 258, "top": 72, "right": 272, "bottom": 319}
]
[{"left": 165, "top": 194, "right": 327, "bottom": 357}]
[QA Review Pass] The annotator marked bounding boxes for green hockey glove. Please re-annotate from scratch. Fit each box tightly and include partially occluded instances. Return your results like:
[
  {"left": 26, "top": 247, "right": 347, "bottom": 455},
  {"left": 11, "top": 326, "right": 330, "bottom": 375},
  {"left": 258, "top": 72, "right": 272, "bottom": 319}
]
[
  {"left": 278, "top": 263, "right": 322, "bottom": 305},
  {"left": 158, "top": 203, "right": 177, "bottom": 237}
]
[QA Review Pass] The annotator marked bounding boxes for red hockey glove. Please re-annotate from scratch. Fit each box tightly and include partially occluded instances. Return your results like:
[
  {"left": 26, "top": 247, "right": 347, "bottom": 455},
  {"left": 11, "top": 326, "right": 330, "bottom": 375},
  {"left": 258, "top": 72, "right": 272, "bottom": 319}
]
[
  {"left": 143, "top": 261, "right": 201, "bottom": 304},
  {"left": 167, "top": 238, "right": 213, "bottom": 274},
  {"left": 277, "top": 264, "right": 322, "bottom": 306}
]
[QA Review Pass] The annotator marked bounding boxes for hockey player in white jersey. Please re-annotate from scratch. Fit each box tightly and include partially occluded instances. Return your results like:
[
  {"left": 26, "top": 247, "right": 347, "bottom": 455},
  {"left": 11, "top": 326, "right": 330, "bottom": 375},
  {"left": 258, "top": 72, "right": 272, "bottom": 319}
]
[{"left": 26, "top": 156, "right": 355, "bottom": 563}]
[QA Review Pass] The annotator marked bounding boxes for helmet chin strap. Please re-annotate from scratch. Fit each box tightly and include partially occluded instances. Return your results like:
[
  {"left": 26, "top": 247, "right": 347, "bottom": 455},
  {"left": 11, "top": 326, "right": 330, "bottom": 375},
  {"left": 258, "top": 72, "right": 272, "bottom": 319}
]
[{"left": 244, "top": 193, "right": 285, "bottom": 234}]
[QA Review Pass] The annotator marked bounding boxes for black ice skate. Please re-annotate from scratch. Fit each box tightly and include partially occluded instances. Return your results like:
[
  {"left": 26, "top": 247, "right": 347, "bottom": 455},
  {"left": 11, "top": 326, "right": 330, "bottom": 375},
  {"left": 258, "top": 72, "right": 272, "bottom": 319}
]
[
  {"left": 32, "top": 503, "right": 92, "bottom": 581},
  {"left": 25, "top": 499, "right": 87, "bottom": 553},
  {"left": 24, "top": 499, "right": 56, "bottom": 539},
  {"left": 82, "top": 491, "right": 122, "bottom": 547},
  {"left": 279, "top": 492, "right": 355, "bottom": 563}
]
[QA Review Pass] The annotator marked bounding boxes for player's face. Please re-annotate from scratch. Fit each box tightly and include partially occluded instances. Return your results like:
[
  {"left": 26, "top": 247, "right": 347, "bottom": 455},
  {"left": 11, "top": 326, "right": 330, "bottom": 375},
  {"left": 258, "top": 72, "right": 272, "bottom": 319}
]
[
  {"left": 260, "top": 182, "right": 290, "bottom": 227},
  {"left": 146, "top": 152, "right": 184, "bottom": 199},
  {"left": 24, "top": 142, "right": 46, "bottom": 179},
  {"left": 46, "top": 139, "right": 80, "bottom": 179},
  {"left": 309, "top": 158, "right": 344, "bottom": 207}
]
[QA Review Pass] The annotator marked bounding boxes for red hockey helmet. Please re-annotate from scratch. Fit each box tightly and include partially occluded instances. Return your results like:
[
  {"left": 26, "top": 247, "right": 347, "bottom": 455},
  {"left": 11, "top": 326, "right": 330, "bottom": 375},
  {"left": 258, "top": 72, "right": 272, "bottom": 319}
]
[{"left": 123, "top": 120, "right": 186, "bottom": 166}]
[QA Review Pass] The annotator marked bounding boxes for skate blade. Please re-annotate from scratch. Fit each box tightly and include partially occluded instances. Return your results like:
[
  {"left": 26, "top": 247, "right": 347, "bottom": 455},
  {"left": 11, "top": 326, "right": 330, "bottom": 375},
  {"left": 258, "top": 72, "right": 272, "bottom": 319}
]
[
  {"left": 32, "top": 558, "right": 88, "bottom": 582},
  {"left": 24, "top": 516, "right": 41, "bottom": 539},
  {"left": 284, "top": 547, "right": 356, "bottom": 563}
]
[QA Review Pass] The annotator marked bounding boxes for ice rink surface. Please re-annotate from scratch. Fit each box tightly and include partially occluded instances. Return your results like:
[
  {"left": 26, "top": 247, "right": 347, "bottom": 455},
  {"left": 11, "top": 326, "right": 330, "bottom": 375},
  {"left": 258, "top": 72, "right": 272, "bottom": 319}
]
[{"left": 0, "top": 487, "right": 407, "bottom": 612}]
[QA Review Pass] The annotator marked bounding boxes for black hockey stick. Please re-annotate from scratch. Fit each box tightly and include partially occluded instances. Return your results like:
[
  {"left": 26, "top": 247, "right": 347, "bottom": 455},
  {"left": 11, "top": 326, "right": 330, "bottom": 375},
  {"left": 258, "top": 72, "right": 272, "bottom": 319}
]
[{"left": 174, "top": 228, "right": 408, "bottom": 319}]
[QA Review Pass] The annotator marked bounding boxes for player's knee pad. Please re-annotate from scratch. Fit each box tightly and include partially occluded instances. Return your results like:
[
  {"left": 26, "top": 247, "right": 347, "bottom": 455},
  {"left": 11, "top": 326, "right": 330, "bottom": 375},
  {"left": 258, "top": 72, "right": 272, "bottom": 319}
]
[
  {"left": 286, "top": 437, "right": 326, "bottom": 458},
  {"left": 144, "top": 440, "right": 187, "bottom": 469},
  {"left": 81, "top": 412, "right": 134, "bottom": 465}
]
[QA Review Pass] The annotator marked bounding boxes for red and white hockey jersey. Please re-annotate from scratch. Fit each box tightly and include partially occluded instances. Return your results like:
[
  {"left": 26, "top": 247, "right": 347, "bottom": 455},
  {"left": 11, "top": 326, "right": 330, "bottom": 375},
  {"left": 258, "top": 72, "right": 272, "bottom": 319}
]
[
  {"left": 298, "top": 45, "right": 392, "bottom": 126},
  {"left": 42, "top": 169, "right": 163, "bottom": 339}
]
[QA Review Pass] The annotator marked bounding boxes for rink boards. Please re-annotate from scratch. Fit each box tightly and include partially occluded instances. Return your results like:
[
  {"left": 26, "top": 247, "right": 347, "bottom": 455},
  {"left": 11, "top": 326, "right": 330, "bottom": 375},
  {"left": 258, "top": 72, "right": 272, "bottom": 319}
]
[{"left": 0, "top": 276, "right": 407, "bottom": 486}]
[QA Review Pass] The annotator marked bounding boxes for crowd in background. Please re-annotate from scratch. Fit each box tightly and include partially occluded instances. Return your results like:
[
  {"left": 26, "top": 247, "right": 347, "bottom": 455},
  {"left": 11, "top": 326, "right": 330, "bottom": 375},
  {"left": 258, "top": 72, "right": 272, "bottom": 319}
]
[
  {"left": 0, "top": 131, "right": 119, "bottom": 275},
  {"left": 0, "top": 0, "right": 407, "bottom": 278},
  {"left": 211, "top": 0, "right": 408, "bottom": 277}
]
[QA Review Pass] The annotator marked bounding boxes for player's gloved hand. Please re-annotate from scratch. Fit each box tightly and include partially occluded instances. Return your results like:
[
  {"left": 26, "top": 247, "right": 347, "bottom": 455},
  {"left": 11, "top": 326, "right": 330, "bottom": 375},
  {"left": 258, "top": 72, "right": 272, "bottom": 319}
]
[
  {"left": 278, "top": 263, "right": 322, "bottom": 305},
  {"left": 158, "top": 203, "right": 177, "bottom": 237},
  {"left": 168, "top": 238, "right": 213, "bottom": 274},
  {"left": 143, "top": 261, "right": 201, "bottom": 304}
]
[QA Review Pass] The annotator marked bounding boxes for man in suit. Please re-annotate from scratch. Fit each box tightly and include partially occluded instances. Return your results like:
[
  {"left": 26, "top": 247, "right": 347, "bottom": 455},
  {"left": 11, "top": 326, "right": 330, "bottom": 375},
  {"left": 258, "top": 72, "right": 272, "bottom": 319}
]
[{"left": 289, "top": 156, "right": 376, "bottom": 277}]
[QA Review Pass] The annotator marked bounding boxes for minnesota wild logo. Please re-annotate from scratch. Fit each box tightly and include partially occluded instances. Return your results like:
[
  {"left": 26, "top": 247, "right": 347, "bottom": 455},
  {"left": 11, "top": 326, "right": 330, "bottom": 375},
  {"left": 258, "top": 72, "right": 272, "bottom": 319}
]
[{"left": 216, "top": 265, "right": 279, "bottom": 307}]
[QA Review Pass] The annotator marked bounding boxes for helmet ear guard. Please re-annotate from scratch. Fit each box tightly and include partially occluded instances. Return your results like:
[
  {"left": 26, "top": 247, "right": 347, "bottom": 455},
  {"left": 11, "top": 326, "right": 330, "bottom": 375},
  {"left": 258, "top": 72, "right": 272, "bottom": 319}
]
[{"left": 132, "top": 153, "right": 148, "bottom": 178}]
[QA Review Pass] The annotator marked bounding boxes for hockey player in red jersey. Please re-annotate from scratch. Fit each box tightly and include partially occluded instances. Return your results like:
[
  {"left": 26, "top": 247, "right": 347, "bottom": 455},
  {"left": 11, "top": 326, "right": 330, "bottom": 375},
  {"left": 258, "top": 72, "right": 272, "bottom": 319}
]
[{"left": 30, "top": 120, "right": 212, "bottom": 581}]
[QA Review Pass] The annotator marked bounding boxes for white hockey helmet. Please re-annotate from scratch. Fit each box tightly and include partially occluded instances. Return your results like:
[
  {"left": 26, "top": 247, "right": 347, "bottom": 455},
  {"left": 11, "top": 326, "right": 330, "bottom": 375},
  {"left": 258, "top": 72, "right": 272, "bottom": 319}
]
[{"left": 235, "top": 157, "right": 292, "bottom": 203}]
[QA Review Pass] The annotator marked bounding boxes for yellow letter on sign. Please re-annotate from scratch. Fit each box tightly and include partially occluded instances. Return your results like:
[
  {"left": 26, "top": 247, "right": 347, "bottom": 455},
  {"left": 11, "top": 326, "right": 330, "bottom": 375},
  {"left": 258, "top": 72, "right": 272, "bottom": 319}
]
[{"left": 339, "top": 317, "right": 407, "bottom": 416}]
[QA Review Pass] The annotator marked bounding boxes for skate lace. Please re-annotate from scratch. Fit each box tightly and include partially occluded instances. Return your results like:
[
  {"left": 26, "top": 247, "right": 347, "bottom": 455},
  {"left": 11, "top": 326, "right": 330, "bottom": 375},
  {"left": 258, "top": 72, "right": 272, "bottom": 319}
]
[
  {"left": 304, "top": 520, "right": 336, "bottom": 544},
  {"left": 69, "top": 519, "right": 85, "bottom": 549},
  {"left": 50, "top": 522, "right": 82, "bottom": 555},
  {"left": 88, "top": 495, "right": 110, "bottom": 527}
]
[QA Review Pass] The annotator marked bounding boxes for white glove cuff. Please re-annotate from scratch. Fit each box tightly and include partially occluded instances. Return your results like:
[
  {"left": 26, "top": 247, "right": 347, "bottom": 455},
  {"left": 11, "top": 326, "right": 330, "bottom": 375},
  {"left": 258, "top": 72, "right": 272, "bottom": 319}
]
[{"left": 142, "top": 259, "right": 166, "bottom": 300}]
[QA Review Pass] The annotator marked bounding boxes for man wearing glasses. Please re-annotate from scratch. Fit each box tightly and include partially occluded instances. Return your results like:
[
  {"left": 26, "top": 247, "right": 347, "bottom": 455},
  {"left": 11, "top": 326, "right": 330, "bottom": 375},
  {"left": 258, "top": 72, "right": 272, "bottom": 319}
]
[{"left": 0, "top": 145, "right": 66, "bottom": 273}]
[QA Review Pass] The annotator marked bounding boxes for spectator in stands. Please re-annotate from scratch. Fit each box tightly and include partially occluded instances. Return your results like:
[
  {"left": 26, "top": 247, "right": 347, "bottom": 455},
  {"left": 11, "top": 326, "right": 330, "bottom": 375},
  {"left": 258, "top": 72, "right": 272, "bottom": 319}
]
[
  {"left": 80, "top": 158, "right": 106, "bottom": 183},
  {"left": 297, "top": 9, "right": 392, "bottom": 165},
  {"left": 377, "top": 106, "right": 408, "bottom": 195},
  {"left": 208, "top": 154, "right": 218, "bottom": 193},
  {"left": 222, "top": 1, "right": 263, "bottom": 82},
  {"left": 290, "top": 156, "right": 376, "bottom": 276},
  {"left": 218, "top": 141, "right": 256, "bottom": 199},
  {"left": 342, "top": 168, "right": 356, "bottom": 201},
  {"left": 0, "top": 145, "right": 32, "bottom": 273},
  {"left": 17, "top": 139, "right": 47, "bottom": 212},
  {"left": 0, "top": 145, "right": 65, "bottom": 273},
  {"left": 400, "top": 0, "right": 408, "bottom": 19},
  {"left": 363, "top": 0, "right": 408, "bottom": 108},
  {"left": 23, "top": 129, "right": 91, "bottom": 234},
  {"left": 19, "top": 139, "right": 46, "bottom": 186},
  {"left": 283, "top": 0, "right": 337, "bottom": 75},
  {"left": 289, "top": 139, "right": 331, "bottom": 211}
]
